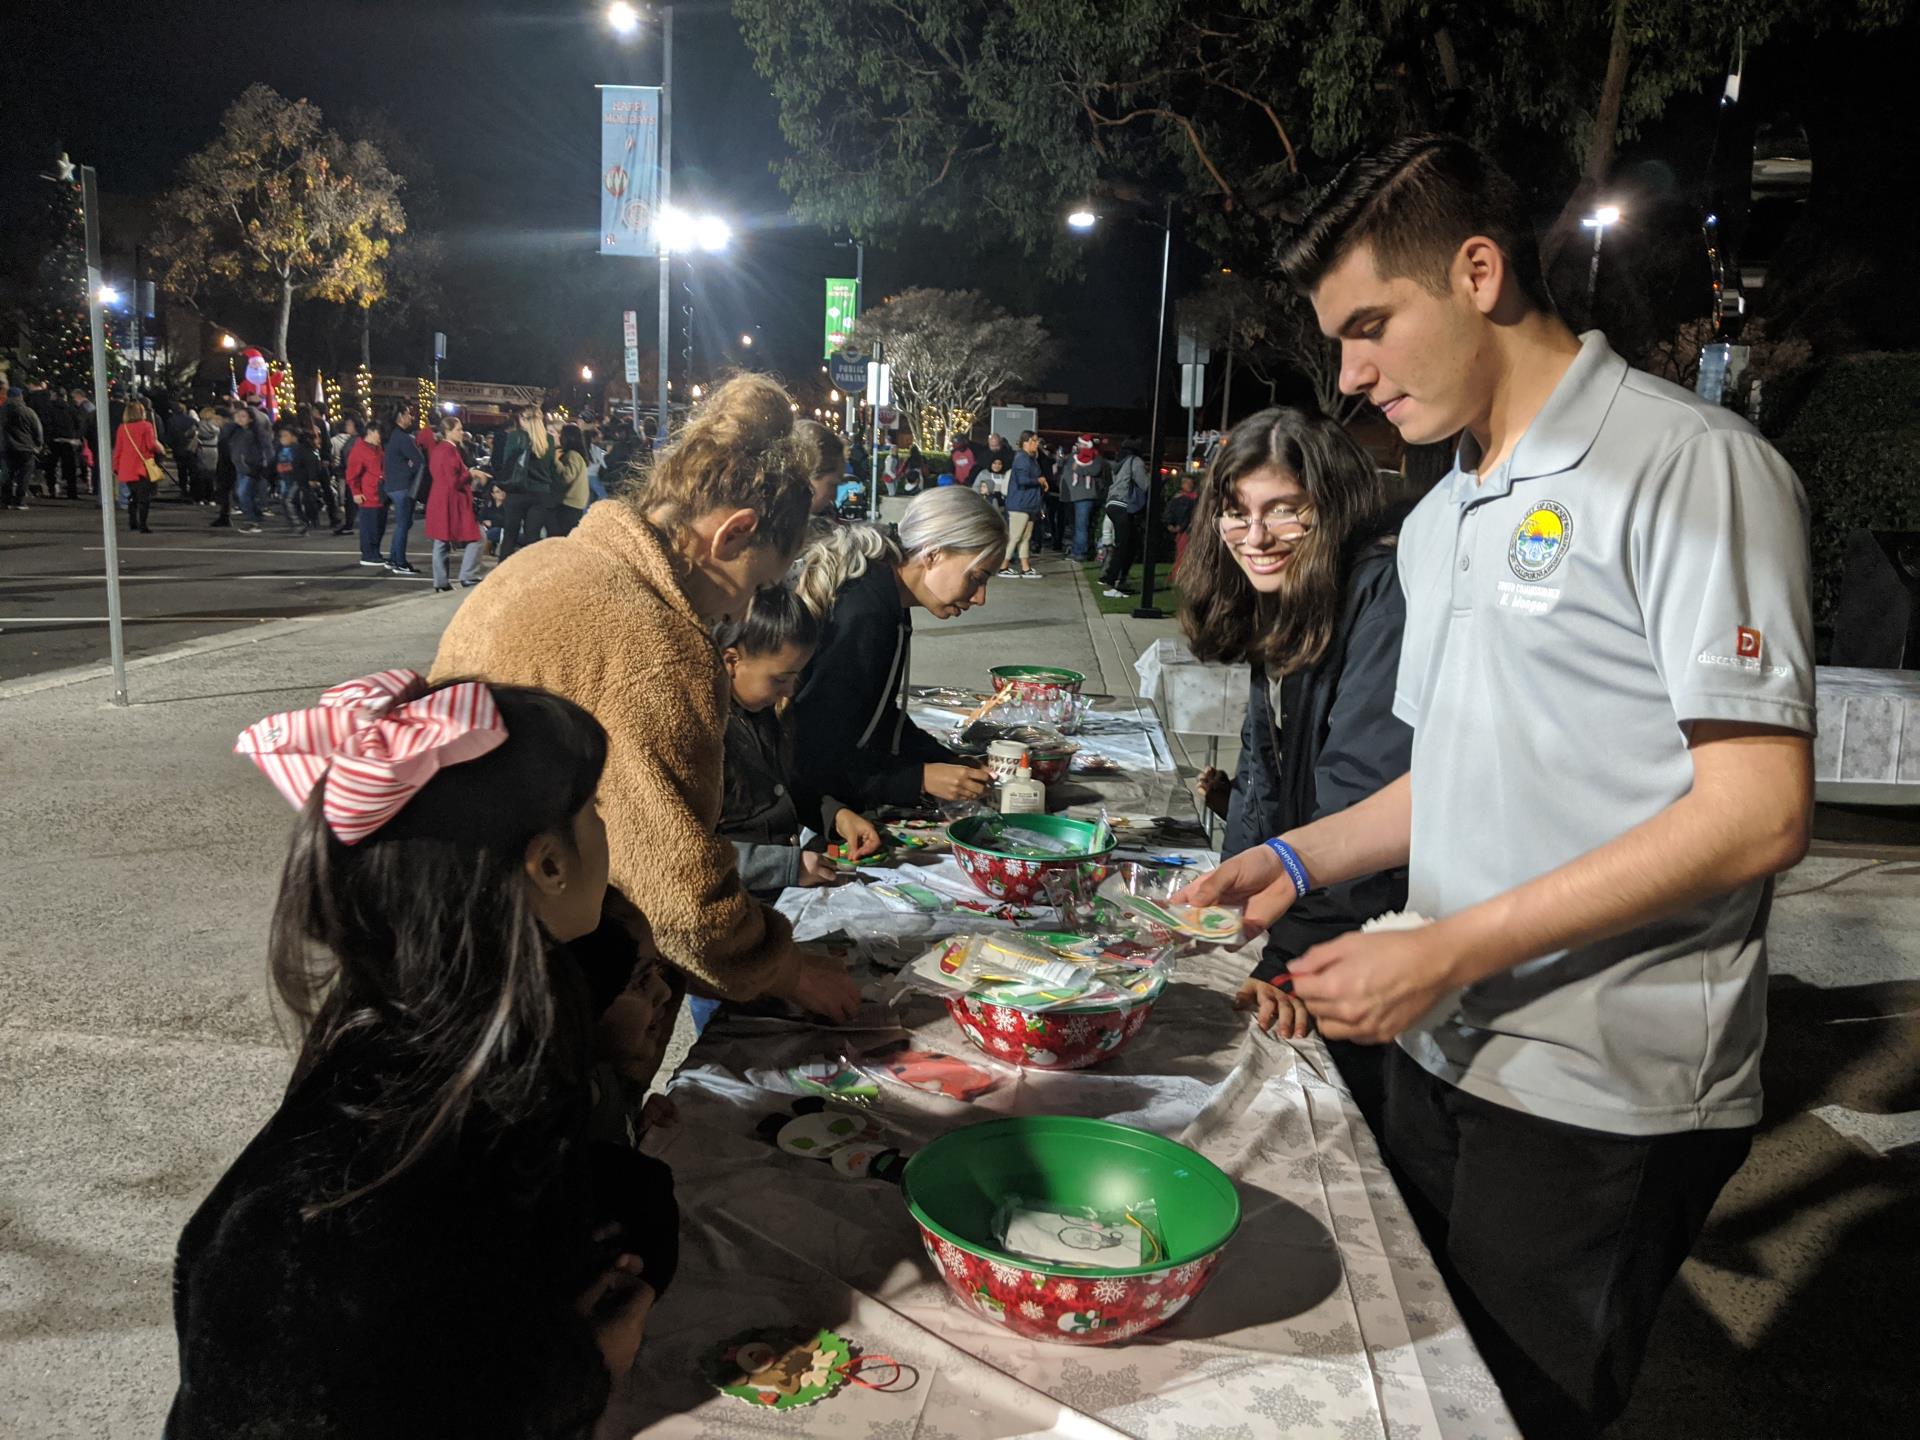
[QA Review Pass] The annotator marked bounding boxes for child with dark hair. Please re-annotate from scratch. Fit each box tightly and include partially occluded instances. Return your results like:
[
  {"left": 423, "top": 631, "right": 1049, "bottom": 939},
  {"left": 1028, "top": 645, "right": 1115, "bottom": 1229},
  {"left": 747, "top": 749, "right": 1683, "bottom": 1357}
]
[
  {"left": 272, "top": 418, "right": 329, "bottom": 535},
  {"left": 720, "top": 584, "right": 881, "bottom": 897},
  {"left": 168, "top": 673, "right": 677, "bottom": 1439}
]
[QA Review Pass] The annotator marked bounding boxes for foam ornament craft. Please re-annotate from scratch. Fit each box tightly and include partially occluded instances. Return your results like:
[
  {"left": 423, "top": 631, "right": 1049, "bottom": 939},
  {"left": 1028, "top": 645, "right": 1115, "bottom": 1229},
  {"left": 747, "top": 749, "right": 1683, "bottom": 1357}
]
[
  {"left": 703, "top": 1326, "right": 852, "bottom": 1410},
  {"left": 756, "top": 1099, "right": 911, "bottom": 1183}
]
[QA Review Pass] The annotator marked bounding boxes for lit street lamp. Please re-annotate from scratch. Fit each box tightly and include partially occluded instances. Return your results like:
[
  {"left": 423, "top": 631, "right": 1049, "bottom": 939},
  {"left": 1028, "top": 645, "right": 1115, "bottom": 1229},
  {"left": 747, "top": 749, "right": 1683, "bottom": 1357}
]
[
  {"left": 580, "top": 364, "right": 594, "bottom": 382},
  {"left": 220, "top": 333, "right": 238, "bottom": 350},
  {"left": 1581, "top": 204, "right": 1621, "bottom": 310},
  {"left": 656, "top": 206, "right": 731, "bottom": 254},
  {"left": 740, "top": 333, "right": 754, "bottom": 347},
  {"left": 1066, "top": 201, "right": 1175, "bottom": 620},
  {"left": 607, "top": 2, "right": 677, "bottom": 438},
  {"left": 96, "top": 284, "right": 121, "bottom": 305}
]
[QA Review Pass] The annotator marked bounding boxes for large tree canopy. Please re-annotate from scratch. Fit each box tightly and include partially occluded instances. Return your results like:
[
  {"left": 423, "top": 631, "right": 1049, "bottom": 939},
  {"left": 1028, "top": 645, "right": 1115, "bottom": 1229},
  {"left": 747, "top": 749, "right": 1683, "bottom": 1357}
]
[
  {"left": 848, "top": 288, "right": 1052, "bottom": 447},
  {"left": 152, "top": 84, "right": 406, "bottom": 362},
  {"left": 736, "top": 0, "right": 1902, "bottom": 275}
]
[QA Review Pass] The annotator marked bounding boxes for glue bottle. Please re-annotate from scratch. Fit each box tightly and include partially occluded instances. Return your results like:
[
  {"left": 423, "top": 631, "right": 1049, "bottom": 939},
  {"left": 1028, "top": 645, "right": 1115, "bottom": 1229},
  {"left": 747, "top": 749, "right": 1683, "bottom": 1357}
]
[{"left": 999, "top": 752, "right": 1046, "bottom": 815}]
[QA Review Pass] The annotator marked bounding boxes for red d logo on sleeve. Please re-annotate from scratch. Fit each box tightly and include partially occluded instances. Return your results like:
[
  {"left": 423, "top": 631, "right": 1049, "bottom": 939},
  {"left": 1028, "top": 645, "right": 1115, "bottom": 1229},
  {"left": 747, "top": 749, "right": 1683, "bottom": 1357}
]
[{"left": 1736, "top": 627, "right": 1762, "bottom": 659}]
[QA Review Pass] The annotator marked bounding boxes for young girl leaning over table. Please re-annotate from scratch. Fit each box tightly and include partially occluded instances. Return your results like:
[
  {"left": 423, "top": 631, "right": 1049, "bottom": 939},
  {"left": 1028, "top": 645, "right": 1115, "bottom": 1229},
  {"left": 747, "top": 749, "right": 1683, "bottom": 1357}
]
[
  {"left": 167, "top": 673, "right": 677, "bottom": 1440},
  {"left": 720, "top": 582, "right": 884, "bottom": 899}
]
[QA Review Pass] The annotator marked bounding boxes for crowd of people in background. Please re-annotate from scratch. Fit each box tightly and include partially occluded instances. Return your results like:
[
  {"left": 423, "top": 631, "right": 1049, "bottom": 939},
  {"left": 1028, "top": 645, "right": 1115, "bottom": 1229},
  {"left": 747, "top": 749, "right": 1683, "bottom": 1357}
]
[
  {"left": 5, "top": 358, "right": 1217, "bottom": 618},
  {"left": 0, "top": 373, "right": 667, "bottom": 595}
]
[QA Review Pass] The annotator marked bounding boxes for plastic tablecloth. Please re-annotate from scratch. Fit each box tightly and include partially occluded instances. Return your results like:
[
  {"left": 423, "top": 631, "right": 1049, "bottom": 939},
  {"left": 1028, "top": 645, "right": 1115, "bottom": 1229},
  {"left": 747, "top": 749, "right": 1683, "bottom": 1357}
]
[{"left": 609, "top": 949, "right": 1517, "bottom": 1440}]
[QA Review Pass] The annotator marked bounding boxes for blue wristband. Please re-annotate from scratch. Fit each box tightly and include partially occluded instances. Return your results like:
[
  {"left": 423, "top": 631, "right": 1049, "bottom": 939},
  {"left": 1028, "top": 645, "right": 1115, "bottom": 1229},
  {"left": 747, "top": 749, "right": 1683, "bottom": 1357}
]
[{"left": 1264, "top": 838, "right": 1313, "bottom": 898}]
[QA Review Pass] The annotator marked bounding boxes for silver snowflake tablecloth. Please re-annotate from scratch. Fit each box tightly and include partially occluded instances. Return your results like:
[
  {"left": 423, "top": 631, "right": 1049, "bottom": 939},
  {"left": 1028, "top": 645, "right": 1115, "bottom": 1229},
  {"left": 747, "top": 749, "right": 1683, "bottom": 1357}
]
[{"left": 605, "top": 939, "right": 1518, "bottom": 1440}]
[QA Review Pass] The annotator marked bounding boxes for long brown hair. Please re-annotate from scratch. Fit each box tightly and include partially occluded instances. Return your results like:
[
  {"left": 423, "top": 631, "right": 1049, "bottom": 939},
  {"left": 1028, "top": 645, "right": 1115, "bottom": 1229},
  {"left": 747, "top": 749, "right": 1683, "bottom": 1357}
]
[
  {"left": 1180, "top": 407, "right": 1393, "bottom": 675},
  {"left": 270, "top": 684, "right": 607, "bottom": 1217}
]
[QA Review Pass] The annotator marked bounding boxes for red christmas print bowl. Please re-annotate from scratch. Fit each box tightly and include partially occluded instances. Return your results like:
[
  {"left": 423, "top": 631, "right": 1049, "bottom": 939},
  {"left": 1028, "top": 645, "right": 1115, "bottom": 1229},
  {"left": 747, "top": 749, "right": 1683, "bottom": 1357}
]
[
  {"left": 945, "top": 814, "right": 1115, "bottom": 907},
  {"left": 988, "top": 666, "right": 1086, "bottom": 732},
  {"left": 944, "top": 989, "right": 1158, "bottom": 1070},
  {"left": 902, "top": 1116, "right": 1241, "bottom": 1346}
]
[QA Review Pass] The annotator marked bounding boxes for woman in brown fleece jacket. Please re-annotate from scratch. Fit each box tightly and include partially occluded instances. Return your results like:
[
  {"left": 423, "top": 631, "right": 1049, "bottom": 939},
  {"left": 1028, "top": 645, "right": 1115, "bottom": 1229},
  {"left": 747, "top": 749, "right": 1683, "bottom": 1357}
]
[{"left": 432, "top": 377, "right": 860, "bottom": 1075}]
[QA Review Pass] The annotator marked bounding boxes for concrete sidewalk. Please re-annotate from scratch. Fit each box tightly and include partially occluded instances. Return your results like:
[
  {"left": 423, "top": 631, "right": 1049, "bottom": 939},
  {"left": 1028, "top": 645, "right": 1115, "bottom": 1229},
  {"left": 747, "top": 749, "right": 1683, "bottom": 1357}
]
[{"left": 2, "top": 545, "right": 1917, "bottom": 1437}]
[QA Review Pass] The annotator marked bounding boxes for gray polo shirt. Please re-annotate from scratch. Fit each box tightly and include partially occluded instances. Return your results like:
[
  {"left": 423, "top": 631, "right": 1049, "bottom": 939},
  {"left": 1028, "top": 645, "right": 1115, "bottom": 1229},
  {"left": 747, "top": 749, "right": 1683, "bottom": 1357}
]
[{"left": 1394, "top": 331, "right": 1815, "bottom": 1136}]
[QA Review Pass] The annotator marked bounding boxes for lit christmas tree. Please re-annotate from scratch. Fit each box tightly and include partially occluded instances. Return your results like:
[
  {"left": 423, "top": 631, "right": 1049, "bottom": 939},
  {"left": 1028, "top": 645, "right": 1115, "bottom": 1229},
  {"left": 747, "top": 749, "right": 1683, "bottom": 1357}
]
[{"left": 29, "top": 162, "right": 118, "bottom": 393}]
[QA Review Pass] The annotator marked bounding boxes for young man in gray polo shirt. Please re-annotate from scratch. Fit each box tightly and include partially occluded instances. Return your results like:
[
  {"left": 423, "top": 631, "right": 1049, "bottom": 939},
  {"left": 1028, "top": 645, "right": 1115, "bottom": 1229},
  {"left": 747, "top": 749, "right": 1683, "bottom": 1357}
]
[{"left": 1186, "top": 135, "right": 1814, "bottom": 1436}]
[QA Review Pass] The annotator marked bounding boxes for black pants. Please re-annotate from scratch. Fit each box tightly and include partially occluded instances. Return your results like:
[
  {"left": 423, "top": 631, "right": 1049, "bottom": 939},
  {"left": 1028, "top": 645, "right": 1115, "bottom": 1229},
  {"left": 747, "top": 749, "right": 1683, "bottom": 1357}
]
[
  {"left": 127, "top": 478, "right": 155, "bottom": 530},
  {"left": 498, "top": 493, "right": 551, "bottom": 560},
  {"left": 1100, "top": 506, "right": 1137, "bottom": 588},
  {"left": 1382, "top": 1047, "right": 1751, "bottom": 1438},
  {"left": 2, "top": 449, "right": 32, "bottom": 506},
  {"left": 51, "top": 441, "right": 82, "bottom": 497},
  {"left": 280, "top": 478, "right": 318, "bottom": 530},
  {"left": 213, "top": 458, "right": 235, "bottom": 519},
  {"left": 549, "top": 503, "right": 584, "bottom": 538}
]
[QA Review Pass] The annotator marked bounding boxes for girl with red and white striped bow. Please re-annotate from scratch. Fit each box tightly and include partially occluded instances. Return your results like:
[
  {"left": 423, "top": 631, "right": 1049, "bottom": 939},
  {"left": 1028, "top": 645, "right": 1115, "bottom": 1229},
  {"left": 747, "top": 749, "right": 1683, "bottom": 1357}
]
[{"left": 167, "top": 672, "right": 677, "bottom": 1438}]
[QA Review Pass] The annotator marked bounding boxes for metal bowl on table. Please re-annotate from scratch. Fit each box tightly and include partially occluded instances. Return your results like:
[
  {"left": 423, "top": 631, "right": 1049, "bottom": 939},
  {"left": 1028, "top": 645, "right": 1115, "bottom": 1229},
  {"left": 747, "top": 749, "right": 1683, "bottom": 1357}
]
[
  {"left": 944, "top": 813, "right": 1114, "bottom": 906},
  {"left": 903, "top": 1116, "right": 1241, "bottom": 1344}
]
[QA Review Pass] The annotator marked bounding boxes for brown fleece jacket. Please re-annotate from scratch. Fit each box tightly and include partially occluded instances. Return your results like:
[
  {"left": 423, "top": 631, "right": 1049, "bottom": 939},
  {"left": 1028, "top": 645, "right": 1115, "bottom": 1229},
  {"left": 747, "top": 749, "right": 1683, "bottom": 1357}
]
[{"left": 431, "top": 503, "right": 797, "bottom": 1000}]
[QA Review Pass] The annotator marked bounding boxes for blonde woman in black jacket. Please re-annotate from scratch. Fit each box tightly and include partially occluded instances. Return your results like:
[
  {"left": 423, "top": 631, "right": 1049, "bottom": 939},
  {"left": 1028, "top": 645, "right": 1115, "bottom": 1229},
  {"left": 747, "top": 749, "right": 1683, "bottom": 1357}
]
[{"left": 789, "top": 486, "right": 1007, "bottom": 810}]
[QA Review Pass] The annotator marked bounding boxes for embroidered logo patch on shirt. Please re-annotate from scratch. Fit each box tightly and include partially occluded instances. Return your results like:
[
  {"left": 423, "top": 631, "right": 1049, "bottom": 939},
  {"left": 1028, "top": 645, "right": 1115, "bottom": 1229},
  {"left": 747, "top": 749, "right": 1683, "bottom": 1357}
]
[
  {"left": 1737, "top": 626, "right": 1762, "bottom": 660},
  {"left": 1508, "top": 500, "right": 1572, "bottom": 583}
]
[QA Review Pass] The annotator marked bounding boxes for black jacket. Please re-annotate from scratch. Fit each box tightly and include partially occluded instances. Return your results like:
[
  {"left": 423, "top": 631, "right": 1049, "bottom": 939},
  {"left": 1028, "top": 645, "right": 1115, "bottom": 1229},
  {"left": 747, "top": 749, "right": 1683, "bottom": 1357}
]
[
  {"left": 1222, "top": 540, "right": 1413, "bottom": 979},
  {"left": 791, "top": 561, "right": 954, "bottom": 808},
  {"left": 382, "top": 427, "right": 424, "bottom": 499},
  {"left": 720, "top": 703, "right": 847, "bottom": 897},
  {"left": 2, "top": 396, "right": 44, "bottom": 454},
  {"left": 166, "top": 953, "right": 677, "bottom": 1440},
  {"left": 49, "top": 398, "right": 86, "bottom": 443}
]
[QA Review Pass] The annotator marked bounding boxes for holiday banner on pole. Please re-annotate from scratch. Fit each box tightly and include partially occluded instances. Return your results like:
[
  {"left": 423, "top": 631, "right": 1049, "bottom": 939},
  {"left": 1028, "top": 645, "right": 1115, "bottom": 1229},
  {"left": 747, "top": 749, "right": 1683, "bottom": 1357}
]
[
  {"left": 824, "top": 278, "right": 858, "bottom": 358},
  {"left": 598, "top": 86, "right": 663, "bottom": 257}
]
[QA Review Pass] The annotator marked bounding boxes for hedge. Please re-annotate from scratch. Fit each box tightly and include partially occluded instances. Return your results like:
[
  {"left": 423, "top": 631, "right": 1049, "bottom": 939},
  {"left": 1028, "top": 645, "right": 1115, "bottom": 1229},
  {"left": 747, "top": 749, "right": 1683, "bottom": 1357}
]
[{"left": 1768, "top": 351, "right": 1920, "bottom": 646}]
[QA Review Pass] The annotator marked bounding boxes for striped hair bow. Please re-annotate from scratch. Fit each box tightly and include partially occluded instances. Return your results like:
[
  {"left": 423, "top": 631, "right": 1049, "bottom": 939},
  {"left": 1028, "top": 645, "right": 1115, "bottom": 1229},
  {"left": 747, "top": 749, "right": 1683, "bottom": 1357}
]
[{"left": 235, "top": 668, "right": 506, "bottom": 844}]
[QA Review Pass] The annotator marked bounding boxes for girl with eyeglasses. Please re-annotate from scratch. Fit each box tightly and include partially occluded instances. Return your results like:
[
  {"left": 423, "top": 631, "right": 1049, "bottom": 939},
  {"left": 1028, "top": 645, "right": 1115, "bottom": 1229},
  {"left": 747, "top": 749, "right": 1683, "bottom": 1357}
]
[{"left": 1177, "top": 406, "right": 1415, "bottom": 1129}]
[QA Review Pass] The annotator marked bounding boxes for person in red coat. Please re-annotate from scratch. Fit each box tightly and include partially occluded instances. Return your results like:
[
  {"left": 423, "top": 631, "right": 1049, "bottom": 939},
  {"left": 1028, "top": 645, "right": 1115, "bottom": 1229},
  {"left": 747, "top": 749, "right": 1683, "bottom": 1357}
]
[
  {"left": 425, "top": 413, "right": 484, "bottom": 591},
  {"left": 346, "top": 417, "right": 388, "bottom": 567},
  {"left": 113, "top": 400, "right": 165, "bottom": 534}
]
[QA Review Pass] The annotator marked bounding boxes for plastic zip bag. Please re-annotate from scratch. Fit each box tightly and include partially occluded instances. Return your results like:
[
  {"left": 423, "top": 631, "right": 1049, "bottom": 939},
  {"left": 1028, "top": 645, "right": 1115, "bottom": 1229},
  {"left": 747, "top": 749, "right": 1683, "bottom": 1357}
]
[
  {"left": 991, "top": 1195, "right": 1168, "bottom": 1269},
  {"left": 1098, "top": 863, "right": 1243, "bottom": 943}
]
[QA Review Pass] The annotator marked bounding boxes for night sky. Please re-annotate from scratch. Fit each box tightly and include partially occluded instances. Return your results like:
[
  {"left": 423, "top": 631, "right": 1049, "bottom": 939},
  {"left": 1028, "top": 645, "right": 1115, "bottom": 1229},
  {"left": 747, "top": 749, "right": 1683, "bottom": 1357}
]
[{"left": 2, "top": 0, "right": 1160, "bottom": 411}]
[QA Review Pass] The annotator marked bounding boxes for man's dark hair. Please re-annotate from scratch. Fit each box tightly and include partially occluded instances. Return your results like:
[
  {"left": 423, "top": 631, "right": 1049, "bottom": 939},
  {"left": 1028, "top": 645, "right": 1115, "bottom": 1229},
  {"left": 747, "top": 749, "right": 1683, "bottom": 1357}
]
[{"left": 1276, "top": 134, "right": 1555, "bottom": 314}]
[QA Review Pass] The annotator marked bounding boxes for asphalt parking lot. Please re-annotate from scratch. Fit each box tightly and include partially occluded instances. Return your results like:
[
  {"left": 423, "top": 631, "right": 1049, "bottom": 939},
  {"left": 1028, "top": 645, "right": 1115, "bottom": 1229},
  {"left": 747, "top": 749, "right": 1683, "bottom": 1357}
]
[{"left": 0, "top": 492, "right": 439, "bottom": 684}]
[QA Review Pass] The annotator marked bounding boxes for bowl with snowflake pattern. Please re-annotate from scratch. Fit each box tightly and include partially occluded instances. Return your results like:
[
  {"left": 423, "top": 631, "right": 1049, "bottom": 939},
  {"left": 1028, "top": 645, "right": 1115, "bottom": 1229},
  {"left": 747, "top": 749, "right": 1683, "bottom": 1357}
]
[
  {"left": 944, "top": 982, "right": 1161, "bottom": 1070},
  {"left": 903, "top": 1116, "right": 1240, "bottom": 1345},
  {"left": 946, "top": 814, "right": 1115, "bottom": 907}
]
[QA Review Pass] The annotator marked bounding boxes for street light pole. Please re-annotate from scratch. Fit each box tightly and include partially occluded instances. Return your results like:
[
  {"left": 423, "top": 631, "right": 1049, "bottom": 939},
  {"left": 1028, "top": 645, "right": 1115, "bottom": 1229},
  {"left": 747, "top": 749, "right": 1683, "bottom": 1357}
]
[
  {"left": 1133, "top": 199, "right": 1175, "bottom": 620},
  {"left": 1582, "top": 204, "right": 1620, "bottom": 312},
  {"left": 655, "top": 3, "right": 673, "bottom": 443},
  {"left": 81, "top": 165, "right": 129, "bottom": 706}
]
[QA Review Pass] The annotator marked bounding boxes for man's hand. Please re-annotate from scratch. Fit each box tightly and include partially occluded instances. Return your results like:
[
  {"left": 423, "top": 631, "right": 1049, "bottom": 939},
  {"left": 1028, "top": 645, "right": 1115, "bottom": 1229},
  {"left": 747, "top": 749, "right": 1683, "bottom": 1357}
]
[
  {"left": 924, "top": 761, "right": 995, "bottom": 803},
  {"left": 1287, "top": 926, "right": 1460, "bottom": 1044},
  {"left": 1173, "top": 845, "right": 1301, "bottom": 932},
  {"left": 1235, "top": 978, "right": 1314, "bottom": 1038},
  {"left": 832, "top": 808, "right": 883, "bottom": 860}
]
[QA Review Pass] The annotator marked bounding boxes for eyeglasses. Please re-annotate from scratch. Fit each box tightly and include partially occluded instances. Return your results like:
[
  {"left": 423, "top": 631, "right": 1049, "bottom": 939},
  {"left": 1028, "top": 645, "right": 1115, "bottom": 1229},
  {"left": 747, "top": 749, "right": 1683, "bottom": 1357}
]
[{"left": 1218, "top": 504, "right": 1311, "bottom": 542}]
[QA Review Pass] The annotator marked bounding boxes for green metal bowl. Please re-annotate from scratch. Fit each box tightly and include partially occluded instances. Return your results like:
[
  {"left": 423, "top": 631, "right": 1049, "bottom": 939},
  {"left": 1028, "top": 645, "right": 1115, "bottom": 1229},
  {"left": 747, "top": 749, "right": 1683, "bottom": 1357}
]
[
  {"left": 945, "top": 814, "right": 1115, "bottom": 905},
  {"left": 903, "top": 1116, "right": 1241, "bottom": 1343}
]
